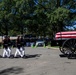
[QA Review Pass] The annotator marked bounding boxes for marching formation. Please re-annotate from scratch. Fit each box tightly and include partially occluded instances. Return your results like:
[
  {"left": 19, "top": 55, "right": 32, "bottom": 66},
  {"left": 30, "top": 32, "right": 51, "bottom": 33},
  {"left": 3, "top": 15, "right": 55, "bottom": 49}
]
[{"left": 2, "top": 35, "right": 25, "bottom": 58}]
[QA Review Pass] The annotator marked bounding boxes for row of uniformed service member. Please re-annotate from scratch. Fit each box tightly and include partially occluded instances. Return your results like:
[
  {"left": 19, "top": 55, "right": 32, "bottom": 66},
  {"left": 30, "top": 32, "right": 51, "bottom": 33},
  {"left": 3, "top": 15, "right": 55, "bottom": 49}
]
[{"left": 2, "top": 35, "right": 25, "bottom": 58}]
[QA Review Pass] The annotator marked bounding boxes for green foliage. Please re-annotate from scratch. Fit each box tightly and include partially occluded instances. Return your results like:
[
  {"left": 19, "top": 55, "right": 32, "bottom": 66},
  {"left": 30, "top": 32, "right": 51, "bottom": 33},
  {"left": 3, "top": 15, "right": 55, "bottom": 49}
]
[
  {"left": 0, "top": 0, "right": 76, "bottom": 38},
  {"left": 47, "top": 7, "right": 71, "bottom": 36},
  {"left": 50, "top": 7, "right": 70, "bottom": 23}
]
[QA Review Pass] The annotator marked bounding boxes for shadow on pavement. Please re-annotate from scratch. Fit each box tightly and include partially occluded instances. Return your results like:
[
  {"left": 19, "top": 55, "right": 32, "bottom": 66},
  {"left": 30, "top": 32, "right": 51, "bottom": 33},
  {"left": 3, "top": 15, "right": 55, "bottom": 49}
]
[
  {"left": 0, "top": 66, "right": 23, "bottom": 75},
  {"left": 0, "top": 54, "right": 41, "bottom": 59},
  {"left": 59, "top": 54, "right": 76, "bottom": 59},
  {"left": 11, "top": 54, "right": 41, "bottom": 59},
  {"left": 25, "top": 54, "right": 41, "bottom": 59},
  {"left": 0, "top": 55, "right": 2, "bottom": 58},
  {"left": 59, "top": 54, "right": 67, "bottom": 57}
]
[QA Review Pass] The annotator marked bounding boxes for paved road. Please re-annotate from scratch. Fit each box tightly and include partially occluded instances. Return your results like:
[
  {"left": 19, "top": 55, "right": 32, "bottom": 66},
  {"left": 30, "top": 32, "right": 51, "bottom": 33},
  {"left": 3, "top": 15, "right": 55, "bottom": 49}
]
[{"left": 0, "top": 47, "right": 76, "bottom": 75}]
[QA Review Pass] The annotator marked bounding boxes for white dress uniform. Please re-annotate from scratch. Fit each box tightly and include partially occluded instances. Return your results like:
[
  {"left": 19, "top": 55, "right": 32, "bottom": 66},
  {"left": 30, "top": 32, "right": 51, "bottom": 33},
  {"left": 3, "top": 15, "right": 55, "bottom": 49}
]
[
  {"left": 2, "top": 36, "right": 11, "bottom": 58},
  {"left": 14, "top": 36, "right": 25, "bottom": 57},
  {"left": 20, "top": 37, "right": 25, "bottom": 57}
]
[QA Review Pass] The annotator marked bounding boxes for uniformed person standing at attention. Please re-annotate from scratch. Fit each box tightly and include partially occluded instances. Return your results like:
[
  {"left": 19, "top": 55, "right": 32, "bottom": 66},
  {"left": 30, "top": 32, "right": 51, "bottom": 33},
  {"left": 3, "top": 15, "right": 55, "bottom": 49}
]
[
  {"left": 20, "top": 35, "right": 25, "bottom": 57},
  {"left": 2, "top": 35, "right": 10, "bottom": 57},
  {"left": 8, "top": 36, "right": 12, "bottom": 57},
  {"left": 14, "top": 35, "right": 22, "bottom": 57}
]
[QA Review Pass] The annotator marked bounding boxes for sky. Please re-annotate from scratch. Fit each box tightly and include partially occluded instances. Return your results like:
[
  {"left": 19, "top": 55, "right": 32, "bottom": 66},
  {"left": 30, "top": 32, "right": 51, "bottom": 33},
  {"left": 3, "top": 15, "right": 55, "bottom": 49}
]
[{"left": 70, "top": 9, "right": 76, "bottom": 13}]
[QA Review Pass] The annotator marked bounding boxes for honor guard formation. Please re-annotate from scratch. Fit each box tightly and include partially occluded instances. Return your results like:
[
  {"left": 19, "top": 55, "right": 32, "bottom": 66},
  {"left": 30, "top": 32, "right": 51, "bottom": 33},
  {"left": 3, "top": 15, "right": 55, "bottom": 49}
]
[
  {"left": 2, "top": 35, "right": 25, "bottom": 58},
  {"left": 1, "top": 34, "right": 50, "bottom": 58}
]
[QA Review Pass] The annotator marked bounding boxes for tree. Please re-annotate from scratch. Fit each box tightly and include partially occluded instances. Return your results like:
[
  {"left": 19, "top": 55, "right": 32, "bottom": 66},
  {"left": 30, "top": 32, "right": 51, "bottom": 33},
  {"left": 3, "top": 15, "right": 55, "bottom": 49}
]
[
  {"left": 0, "top": 0, "right": 76, "bottom": 37},
  {"left": 48, "top": 7, "right": 70, "bottom": 36},
  {"left": 0, "top": 0, "right": 15, "bottom": 35}
]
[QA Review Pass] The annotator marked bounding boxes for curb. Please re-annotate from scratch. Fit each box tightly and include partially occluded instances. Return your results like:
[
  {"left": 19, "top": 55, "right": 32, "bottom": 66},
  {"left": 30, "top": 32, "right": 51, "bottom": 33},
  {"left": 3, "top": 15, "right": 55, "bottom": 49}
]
[{"left": 46, "top": 46, "right": 59, "bottom": 49}]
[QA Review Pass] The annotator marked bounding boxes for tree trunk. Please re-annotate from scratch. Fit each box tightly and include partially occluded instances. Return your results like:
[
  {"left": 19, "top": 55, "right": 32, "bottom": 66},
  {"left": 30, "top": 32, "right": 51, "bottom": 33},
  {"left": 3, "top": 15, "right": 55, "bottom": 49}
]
[{"left": 56, "top": 0, "right": 60, "bottom": 8}]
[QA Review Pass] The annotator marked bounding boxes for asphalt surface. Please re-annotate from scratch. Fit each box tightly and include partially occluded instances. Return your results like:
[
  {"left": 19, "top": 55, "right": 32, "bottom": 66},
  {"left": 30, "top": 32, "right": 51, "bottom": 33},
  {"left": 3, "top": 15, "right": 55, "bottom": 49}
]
[{"left": 0, "top": 47, "right": 76, "bottom": 75}]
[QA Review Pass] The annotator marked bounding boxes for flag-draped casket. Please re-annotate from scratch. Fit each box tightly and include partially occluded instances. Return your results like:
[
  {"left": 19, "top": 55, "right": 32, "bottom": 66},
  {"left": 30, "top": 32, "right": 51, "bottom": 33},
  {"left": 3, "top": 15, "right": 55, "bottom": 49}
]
[{"left": 55, "top": 31, "right": 76, "bottom": 40}]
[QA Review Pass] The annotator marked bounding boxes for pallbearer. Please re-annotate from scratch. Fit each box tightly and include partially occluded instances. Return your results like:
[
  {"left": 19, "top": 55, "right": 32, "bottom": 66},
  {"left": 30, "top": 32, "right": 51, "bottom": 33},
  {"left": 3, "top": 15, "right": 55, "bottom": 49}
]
[
  {"left": 8, "top": 36, "right": 12, "bottom": 57},
  {"left": 2, "top": 35, "right": 10, "bottom": 57},
  {"left": 20, "top": 35, "right": 25, "bottom": 57},
  {"left": 14, "top": 35, "right": 25, "bottom": 57}
]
